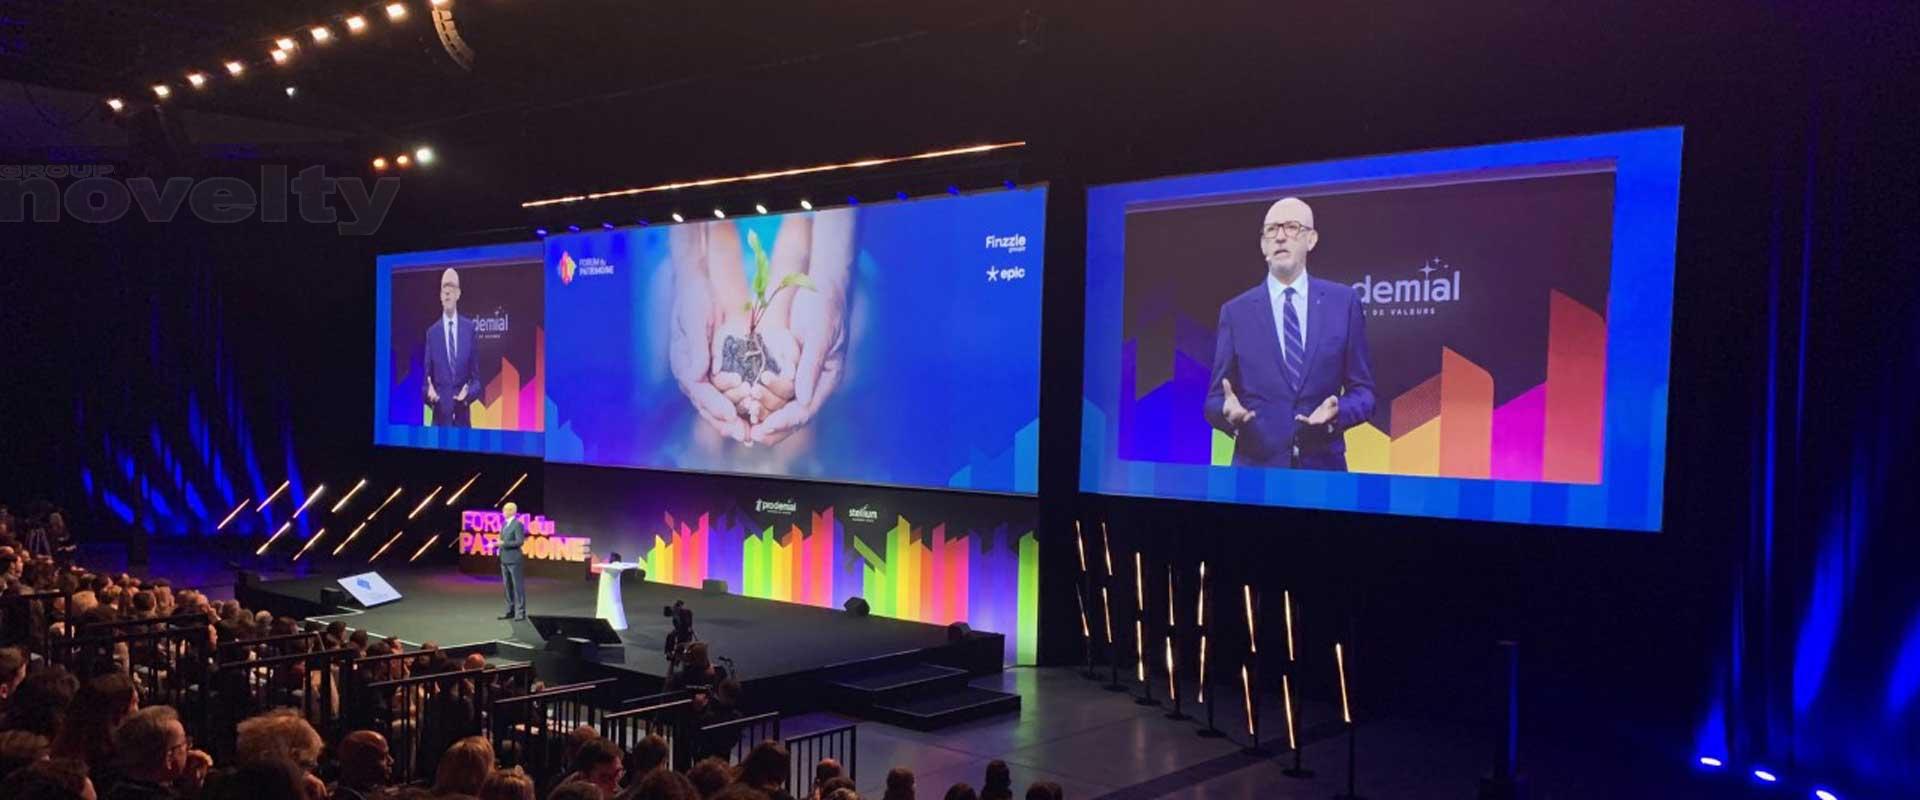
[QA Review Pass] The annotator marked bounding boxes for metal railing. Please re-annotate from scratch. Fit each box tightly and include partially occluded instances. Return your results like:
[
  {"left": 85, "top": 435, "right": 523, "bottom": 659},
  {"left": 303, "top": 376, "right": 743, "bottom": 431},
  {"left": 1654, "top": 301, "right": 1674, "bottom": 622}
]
[
  {"left": 217, "top": 631, "right": 321, "bottom": 662},
  {"left": 0, "top": 589, "right": 70, "bottom": 659},
  {"left": 352, "top": 663, "right": 536, "bottom": 783},
  {"left": 696, "top": 711, "right": 782, "bottom": 766},
  {"left": 786, "top": 723, "right": 858, "bottom": 799},
  {"left": 600, "top": 692, "right": 693, "bottom": 770},
  {"left": 202, "top": 647, "right": 355, "bottom": 760},
  {"left": 490, "top": 678, "right": 618, "bottom": 789}
]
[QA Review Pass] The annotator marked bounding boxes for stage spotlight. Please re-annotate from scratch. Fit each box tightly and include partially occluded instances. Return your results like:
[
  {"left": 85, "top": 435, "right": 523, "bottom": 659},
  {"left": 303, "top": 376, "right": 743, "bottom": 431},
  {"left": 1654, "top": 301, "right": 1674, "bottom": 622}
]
[
  {"left": 186, "top": 73, "right": 207, "bottom": 89},
  {"left": 800, "top": 199, "right": 813, "bottom": 210},
  {"left": 346, "top": 15, "right": 368, "bottom": 33},
  {"left": 106, "top": 98, "right": 125, "bottom": 112},
  {"left": 636, "top": 219, "right": 649, "bottom": 226},
  {"left": 601, "top": 222, "right": 614, "bottom": 230},
  {"left": 415, "top": 146, "right": 435, "bottom": 165},
  {"left": 285, "top": 86, "right": 298, "bottom": 98},
  {"left": 1814, "top": 790, "right": 1839, "bottom": 800},
  {"left": 331, "top": 478, "right": 369, "bottom": 513},
  {"left": 226, "top": 61, "right": 246, "bottom": 76},
  {"left": 566, "top": 224, "right": 580, "bottom": 232},
  {"left": 396, "top": 154, "right": 411, "bottom": 167},
  {"left": 271, "top": 49, "right": 291, "bottom": 65},
  {"left": 754, "top": 203, "right": 768, "bottom": 214},
  {"left": 1753, "top": 769, "right": 1778, "bottom": 783},
  {"left": 372, "top": 157, "right": 388, "bottom": 171},
  {"left": 276, "top": 37, "right": 298, "bottom": 52},
  {"left": 152, "top": 84, "right": 171, "bottom": 99},
  {"left": 534, "top": 228, "right": 549, "bottom": 237},
  {"left": 947, "top": 185, "right": 960, "bottom": 195},
  {"left": 671, "top": 212, "right": 685, "bottom": 223},
  {"left": 310, "top": 26, "right": 332, "bottom": 44},
  {"left": 713, "top": 208, "right": 726, "bottom": 218},
  {"left": 386, "top": 3, "right": 409, "bottom": 22},
  {"left": 1698, "top": 756, "right": 1725, "bottom": 768}
]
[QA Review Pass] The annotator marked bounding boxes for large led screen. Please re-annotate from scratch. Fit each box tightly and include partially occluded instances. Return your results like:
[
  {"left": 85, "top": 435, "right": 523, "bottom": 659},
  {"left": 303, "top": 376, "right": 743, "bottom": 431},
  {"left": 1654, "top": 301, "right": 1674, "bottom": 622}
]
[
  {"left": 544, "top": 187, "right": 1046, "bottom": 494},
  {"left": 374, "top": 243, "right": 547, "bottom": 456},
  {"left": 1080, "top": 129, "right": 1680, "bottom": 531}
]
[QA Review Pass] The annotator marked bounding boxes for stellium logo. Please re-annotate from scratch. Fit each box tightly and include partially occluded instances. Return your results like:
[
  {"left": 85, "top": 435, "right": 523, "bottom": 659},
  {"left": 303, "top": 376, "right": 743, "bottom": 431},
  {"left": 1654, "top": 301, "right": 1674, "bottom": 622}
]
[
  {"left": 847, "top": 504, "right": 879, "bottom": 523},
  {"left": 557, "top": 251, "right": 578, "bottom": 285},
  {"left": 1353, "top": 258, "right": 1462, "bottom": 318},
  {"left": 754, "top": 498, "right": 797, "bottom": 515},
  {"left": 984, "top": 233, "right": 1028, "bottom": 253}
]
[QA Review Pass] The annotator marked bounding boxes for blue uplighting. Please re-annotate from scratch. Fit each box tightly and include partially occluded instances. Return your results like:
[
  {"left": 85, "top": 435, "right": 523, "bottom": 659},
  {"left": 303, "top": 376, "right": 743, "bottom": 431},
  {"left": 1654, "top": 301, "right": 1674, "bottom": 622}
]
[
  {"left": 566, "top": 224, "right": 580, "bottom": 233},
  {"left": 601, "top": 222, "right": 614, "bottom": 230},
  {"left": 1884, "top": 605, "right": 1920, "bottom": 717},
  {"left": 1698, "top": 756, "right": 1724, "bottom": 768},
  {"left": 1753, "top": 769, "right": 1778, "bottom": 783},
  {"left": 846, "top": 195, "right": 859, "bottom": 206},
  {"left": 535, "top": 228, "right": 548, "bottom": 237},
  {"left": 1814, "top": 789, "right": 1839, "bottom": 800},
  {"left": 1003, "top": 179, "right": 1016, "bottom": 189},
  {"left": 895, "top": 190, "right": 908, "bottom": 200},
  {"left": 947, "top": 185, "right": 960, "bottom": 195}
]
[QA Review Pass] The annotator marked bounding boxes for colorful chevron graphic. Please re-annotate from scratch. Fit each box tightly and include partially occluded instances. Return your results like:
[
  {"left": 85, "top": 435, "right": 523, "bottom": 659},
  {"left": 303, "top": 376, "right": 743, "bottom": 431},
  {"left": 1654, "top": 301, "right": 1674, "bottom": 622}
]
[{"left": 640, "top": 507, "right": 1038, "bottom": 664}]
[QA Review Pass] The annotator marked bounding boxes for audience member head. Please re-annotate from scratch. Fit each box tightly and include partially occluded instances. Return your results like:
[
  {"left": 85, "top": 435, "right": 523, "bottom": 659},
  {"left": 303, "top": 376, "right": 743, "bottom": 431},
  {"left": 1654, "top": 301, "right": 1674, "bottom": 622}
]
[
  {"left": 52, "top": 671, "right": 138, "bottom": 766},
  {"left": 113, "top": 705, "right": 189, "bottom": 782},
  {"left": 1, "top": 664, "right": 77, "bottom": 735},
  {"left": 883, "top": 767, "right": 915, "bottom": 800},
  {"left": 131, "top": 590, "right": 156, "bottom": 617},
  {"left": 561, "top": 725, "right": 600, "bottom": 769},
  {"left": 681, "top": 642, "right": 712, "bottom": 674},
  {"left": 980, "top": 761, "right": 1012, "bottom": 800},
  {"left": 463, "top": 652, "right": 488, "bottom": 671},
  {"left": 235, "top": 709, "right": 324, "bottom": 772},
  {"left": 735, "top": 740, "right": 788, "bottom": 793},
  {"left": 824, "top": 791, "right": 859, "bottom": 800},
  {"left": 479, "top": 766, "right": 535, "bottom": 800},
  {"left": 0, "top": 730, "right": 50, "bottom": 783},
  {"left": 628, "top": 734, "right": 669, "bottom": 781},
  {"left": 569, "top": 737, "right": 623, "bottom": 796},
  {"left": 627, "top": 769, "right": 697, "bottom": 800},
  {"left": 338, "top": 730, "right": 395, "bottom": 789},
  {"left": 548, "top": 782, "right": 604, "bottom": 800},
  {"left": 204, "top": 757, "right": 307, "bottom": 800},
  {"left": 1021, "top": 783, "right": 1061, "bottom": 800},
  {"left": 816, "top": 777, "right": 855, "bottom": 799},
  {"left": 811, "top": 758, "right": 843, "bottom": 795},
  {"left": 941, "top": 785, "right": 976, "bottom": 800},
  {"left": 0, "top": 646, "right": 25, "bottom": 702},
  {"left": 686, "top": 757, "right": 732, "bottom": 799},
  {"left": 434, "top": 735, "right": 496, "bottom": 797},
  {"left": 0, "top": 757, "right": 94, "bottom": 800}
]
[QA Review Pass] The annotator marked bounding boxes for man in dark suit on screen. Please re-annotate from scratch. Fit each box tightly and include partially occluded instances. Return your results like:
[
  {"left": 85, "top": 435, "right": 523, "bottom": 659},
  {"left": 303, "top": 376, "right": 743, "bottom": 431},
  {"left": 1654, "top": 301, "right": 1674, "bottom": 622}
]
[
  {"left": 424, "top": 267, "right": 482, "bottom": 427},
  {"left": 496, "top": 502, "right": 528, "bottom": 620},
  {"left": 1205, "top": 197, "right": 1376, "bottom": 469}
]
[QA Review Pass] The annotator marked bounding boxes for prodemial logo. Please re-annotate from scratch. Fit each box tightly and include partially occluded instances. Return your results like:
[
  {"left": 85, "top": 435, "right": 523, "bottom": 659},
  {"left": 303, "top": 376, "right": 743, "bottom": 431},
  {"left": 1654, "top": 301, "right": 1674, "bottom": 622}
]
[
  {"left": 1353, "top": 257, "right": 1463, "bottom": 318},
  {"left": 754, "top": 498, "right": 797, "bottom": 515}
]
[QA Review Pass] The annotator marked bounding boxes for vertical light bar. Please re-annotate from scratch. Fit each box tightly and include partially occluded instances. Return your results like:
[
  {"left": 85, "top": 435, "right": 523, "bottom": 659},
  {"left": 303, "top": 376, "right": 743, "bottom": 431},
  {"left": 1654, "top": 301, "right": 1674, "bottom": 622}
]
[
  {"left": 332, "top": 520, "right": 370, "bottom": 556},
  {"left": 290, "top": 484, "right": 327, "bottom": 518},
  {"left": 1101, "top": 522, "right": 1113, "bottom": 576},
  {"left": 1101, "top": 587, "right": 1114, "bottom": 644},
  {"left": 1197, "top": 562, "right": 1207, "bottom": 626},
  {"left": 255, "top": 520, "right": 293, "bottom": 555},
  {"left": 293, "top": 528, "right": 328, "bottom": 561},
  {"left": 1076, "top": 592, "right": 1091, "bottom": 639},
  {"left": 445, "top": 472, "right": 481, "bottom": 506},
  {"left": 1245, "top": 585, "right": 1257, "bottom": 652},
  {"left": 368, "top": 486, "right": 404, "bottom": 518},
  {"left": 370, "top": 530, "right": 407, "bottom": 562},
  {"left": 1198, "top": 634, "right": 1208, "bottom": 703},
  {"left": 407, "top": 485, "right": 444, "bottom": 519},
  {"left": 216, "top": 499, "right": 250, "bottom": 531},
  {"left": 494, "top": 472, "right": 527, "bottom": 507},
  {"left": 1336, "top": 643, "right": 1352, "bottom": 723},
  {"left": 1242, "top": 665, "right": 1255, "bottom": 736},
  {"left": 409, "top": 534, "right": 442, "bottom": 562},
  {"left": 330, "top": 478, "right": 369, "bottom": 513},
  {"left": 256, "top": 479, "right": 291, "bottom": 511},
  {"left": 1283, "top": 674, "right": 1299, "bottom": 749},
  {"left": 1134, "top": 553, "right": 1146, "bottom": 681},
  {"left": 1284, "top": 590, "right": 1296, "bottom": 663},
  {"left": 1166, "top": 637, "right": 1176, "bottom": 699},
  {"left": 1074, "top": 520, "right": 1087, "bottom": 573}
]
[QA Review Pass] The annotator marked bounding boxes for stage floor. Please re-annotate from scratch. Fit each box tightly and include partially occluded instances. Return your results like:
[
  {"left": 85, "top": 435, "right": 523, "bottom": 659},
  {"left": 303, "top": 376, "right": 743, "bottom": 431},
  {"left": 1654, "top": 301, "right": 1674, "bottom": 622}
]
[{"left": 252, "top": 569, "right": 968, "bottom": 684}]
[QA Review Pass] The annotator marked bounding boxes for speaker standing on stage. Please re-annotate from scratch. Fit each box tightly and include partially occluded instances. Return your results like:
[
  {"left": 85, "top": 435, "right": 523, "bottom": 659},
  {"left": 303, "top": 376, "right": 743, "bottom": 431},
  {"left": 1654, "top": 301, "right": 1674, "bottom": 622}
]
[{"left": 497, "top": 502, "right": 528, "bottom": 620}]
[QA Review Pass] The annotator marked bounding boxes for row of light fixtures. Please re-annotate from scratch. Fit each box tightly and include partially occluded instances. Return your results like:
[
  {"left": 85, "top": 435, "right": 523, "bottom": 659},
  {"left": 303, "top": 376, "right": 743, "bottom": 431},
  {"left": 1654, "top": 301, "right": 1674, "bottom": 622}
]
[
  {"left": 535, "top": 183, "right": 1010, "bottom": 238},
  {"left": 106, "top": 2, "right": 439, "bottom": 113},
  {"left": 372, "top": 147, "right": 437, "bottom": 171}
]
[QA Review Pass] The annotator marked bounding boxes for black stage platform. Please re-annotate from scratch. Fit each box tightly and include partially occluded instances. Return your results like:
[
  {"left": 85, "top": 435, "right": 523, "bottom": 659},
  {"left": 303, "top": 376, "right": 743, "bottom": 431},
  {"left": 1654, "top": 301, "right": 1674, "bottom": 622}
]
[{"left": 239, "top": 568, "right": 1007, "bottom": 711}]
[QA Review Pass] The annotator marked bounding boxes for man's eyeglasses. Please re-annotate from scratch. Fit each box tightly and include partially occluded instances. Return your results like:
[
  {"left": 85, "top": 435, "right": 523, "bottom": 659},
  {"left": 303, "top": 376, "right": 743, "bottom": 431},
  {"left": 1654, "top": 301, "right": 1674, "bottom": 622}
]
[{"left": 1261, "top": 221, "right": 1314, "bottom": 240}]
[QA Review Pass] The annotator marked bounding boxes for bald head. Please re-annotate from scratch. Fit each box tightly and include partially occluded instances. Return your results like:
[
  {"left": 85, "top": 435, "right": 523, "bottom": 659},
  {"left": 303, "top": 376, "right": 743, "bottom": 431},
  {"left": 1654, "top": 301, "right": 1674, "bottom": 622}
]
[
  {"left": 339, "top": 730, "right": 392, "bottom": 787},
  {"left": 1260, "top": 197, "right": 1318, "bottom": 279},
  {"left": 439, "top": 268, "right": 462, "bottom": 316},
  {"left": 502, "top": 502, "right": 518, "bottom": 517}
]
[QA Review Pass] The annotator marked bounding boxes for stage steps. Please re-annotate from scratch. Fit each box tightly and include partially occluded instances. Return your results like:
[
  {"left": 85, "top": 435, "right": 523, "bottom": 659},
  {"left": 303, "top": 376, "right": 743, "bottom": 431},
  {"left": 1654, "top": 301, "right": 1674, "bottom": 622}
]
[{"left": 824, "top": 662, "right": 1021, "bottom": 730}]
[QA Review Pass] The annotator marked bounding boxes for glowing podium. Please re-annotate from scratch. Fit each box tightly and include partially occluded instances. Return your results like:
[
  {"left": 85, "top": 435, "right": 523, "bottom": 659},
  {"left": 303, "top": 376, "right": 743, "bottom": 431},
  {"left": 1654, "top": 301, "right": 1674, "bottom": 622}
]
[{"left": 594, "top": 561, "right": 644, "bottom": 631}]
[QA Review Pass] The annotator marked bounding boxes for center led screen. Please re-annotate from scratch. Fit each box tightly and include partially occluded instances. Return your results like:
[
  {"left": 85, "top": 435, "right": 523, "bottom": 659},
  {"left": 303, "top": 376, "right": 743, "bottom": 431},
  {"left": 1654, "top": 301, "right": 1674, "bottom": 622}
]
[
  {"left": 543, "top": 187, "right": 1046, "bottom": 494},
  {"left": 1080, "top": 129, "right": 1681, "bottom": 531}
]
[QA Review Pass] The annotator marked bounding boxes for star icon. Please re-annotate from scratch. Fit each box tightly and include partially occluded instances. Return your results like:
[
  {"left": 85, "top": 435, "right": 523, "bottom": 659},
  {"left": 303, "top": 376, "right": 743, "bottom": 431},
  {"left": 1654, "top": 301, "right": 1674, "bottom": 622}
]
[
  {"left": 986, "top": 267, "right": 999, "bottom": 282},
  {"left": 1418, "top": 262, "right": 1436, "bottom": 279}
]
